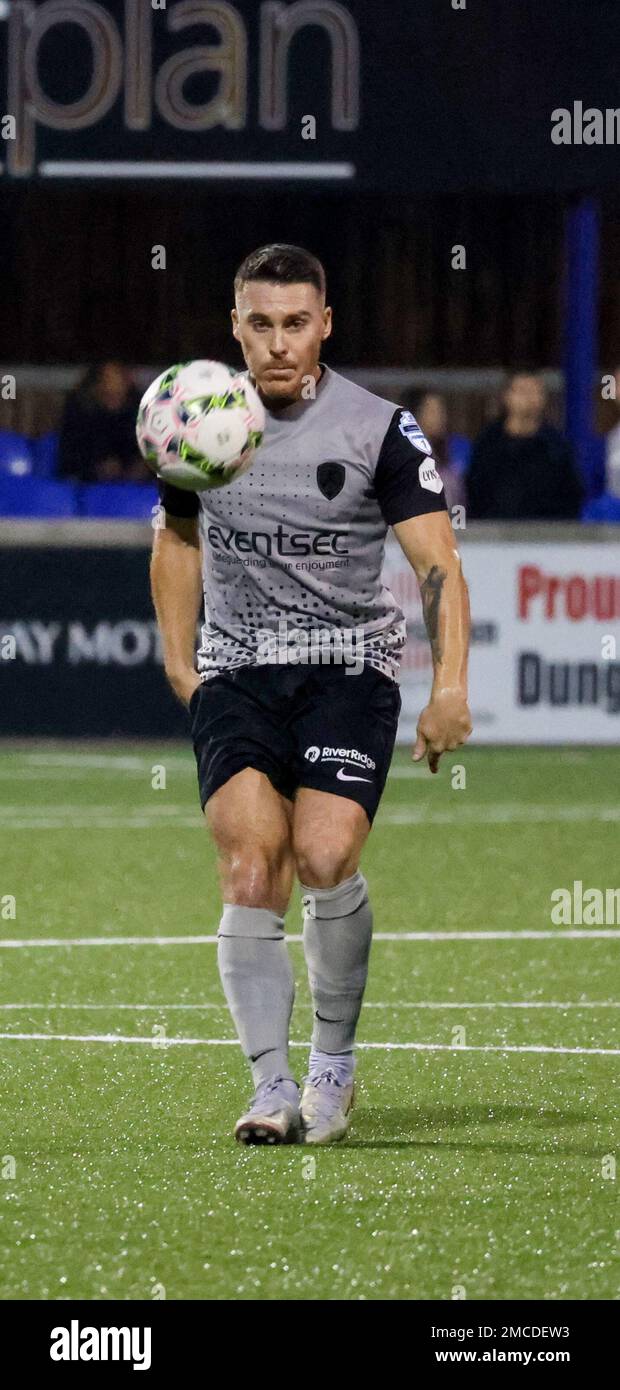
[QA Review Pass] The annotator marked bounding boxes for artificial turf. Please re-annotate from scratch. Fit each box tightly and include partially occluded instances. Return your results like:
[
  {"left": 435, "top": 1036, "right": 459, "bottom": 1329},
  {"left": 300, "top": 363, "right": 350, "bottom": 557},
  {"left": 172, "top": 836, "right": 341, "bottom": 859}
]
[{"left": 0, "top": 743, "right": 618, "bottom": 1300}]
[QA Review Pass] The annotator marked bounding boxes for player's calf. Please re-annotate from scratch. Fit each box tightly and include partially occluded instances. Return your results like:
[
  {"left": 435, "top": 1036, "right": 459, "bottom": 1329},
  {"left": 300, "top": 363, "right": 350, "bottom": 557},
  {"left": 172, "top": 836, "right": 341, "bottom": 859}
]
[
  {"left": 297, "top": 870, "right": 372, "bottom": 1143},
  {"left": 217, "top": 903, "right": 297, "bottom": 1101}
]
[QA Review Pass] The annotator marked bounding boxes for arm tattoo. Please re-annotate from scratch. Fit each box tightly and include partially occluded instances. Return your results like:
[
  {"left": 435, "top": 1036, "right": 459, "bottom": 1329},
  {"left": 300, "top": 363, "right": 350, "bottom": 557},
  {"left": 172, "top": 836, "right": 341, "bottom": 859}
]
[{"left": 420, "top": 565, "right": 447, "bottom": 666}]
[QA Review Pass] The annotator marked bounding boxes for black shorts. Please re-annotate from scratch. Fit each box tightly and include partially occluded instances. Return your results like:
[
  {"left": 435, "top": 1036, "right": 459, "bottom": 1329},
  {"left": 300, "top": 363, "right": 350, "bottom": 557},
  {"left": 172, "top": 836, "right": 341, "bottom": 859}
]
[{"left": 189, "top": 662, "right": 402, "bottom": 824}]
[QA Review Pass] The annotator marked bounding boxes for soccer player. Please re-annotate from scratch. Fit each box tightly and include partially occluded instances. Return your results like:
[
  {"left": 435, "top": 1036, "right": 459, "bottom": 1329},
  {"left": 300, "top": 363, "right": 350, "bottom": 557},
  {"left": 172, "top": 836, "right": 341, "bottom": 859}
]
[{"left": 151, "top": 244, "right": 471, "bottom": 1145}]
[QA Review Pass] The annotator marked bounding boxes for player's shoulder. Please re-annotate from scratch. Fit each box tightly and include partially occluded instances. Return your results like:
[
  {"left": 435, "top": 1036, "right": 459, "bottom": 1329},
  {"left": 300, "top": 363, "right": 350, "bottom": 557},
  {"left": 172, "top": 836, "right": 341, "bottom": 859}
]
[
  {"left": 326, "top": 367, "right": 399, "bottom": 425},
  {"left": 324, "top": 370, "right": 442, "bottom": 476},
  {"left": 324, "top": 369, "right": 403, "bottom": 462}
]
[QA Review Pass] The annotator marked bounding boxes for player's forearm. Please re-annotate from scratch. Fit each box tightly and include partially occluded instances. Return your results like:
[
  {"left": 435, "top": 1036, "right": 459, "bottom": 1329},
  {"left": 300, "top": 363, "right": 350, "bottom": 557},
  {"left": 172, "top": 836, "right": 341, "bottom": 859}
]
[
  {"left": 150, "top": 520, "right": 202, "bottom": 688},
  {"left": 419, "top": 556, "right": 470, "bottom": 696},
  {"left": 392, "top": 513, "right": 470, "bottom": 695}
]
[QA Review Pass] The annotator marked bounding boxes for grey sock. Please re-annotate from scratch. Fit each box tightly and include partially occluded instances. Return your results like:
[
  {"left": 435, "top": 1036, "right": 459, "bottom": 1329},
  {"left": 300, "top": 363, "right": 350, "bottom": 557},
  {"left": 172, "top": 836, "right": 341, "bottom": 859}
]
[
  {"left": 300, "top": 871, "right": 372, "bottom": 1054},
  {"left": 308, "top": 1046, "right": 355, "bottom": 1085},
  {"left": 217, "top": 904, "right": 295, "bottom": 1088}
]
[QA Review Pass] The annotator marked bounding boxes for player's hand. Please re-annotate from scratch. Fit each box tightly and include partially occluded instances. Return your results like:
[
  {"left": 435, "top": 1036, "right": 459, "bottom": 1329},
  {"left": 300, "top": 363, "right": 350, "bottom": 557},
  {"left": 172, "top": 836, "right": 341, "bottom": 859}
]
[
  {"left": 168, "top": 668, "right": 202, "bottom": 709},
  {"left": 412, "top": 689, "right": 472, "bottom": 774}
]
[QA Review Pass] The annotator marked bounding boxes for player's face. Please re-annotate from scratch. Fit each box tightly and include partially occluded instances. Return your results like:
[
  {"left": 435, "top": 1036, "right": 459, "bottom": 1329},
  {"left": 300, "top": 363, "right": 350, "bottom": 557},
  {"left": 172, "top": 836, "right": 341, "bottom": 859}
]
[{"left": 232, "top": 282, "right": 332, "bottom": 406}]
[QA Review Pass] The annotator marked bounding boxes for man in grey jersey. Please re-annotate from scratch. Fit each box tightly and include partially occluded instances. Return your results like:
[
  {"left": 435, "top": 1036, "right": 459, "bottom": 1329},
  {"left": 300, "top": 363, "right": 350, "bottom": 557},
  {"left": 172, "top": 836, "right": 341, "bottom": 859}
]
[{"left": 151, "top": 244, "right": 471, "bottom": 1145}]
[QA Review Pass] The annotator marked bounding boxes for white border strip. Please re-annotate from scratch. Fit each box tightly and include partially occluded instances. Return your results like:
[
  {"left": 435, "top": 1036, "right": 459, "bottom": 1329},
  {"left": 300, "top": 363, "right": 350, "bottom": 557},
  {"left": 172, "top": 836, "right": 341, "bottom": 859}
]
[
  {"left": 0, "top": 930, "right": 617, "bottom": 948},
  {"left": 0, "top": 1032, "right": 617, "bottom": 1056},
  {"left": 38, "top": 161, "right": 356, "bottom": 180}
]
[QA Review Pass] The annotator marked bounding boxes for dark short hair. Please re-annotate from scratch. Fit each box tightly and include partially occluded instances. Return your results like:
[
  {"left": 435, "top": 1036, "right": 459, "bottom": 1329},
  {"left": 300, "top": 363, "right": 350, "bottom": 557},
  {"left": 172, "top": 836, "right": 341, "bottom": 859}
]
[{"left": 234, "top": 243, "right": 326, "bottom": 298}]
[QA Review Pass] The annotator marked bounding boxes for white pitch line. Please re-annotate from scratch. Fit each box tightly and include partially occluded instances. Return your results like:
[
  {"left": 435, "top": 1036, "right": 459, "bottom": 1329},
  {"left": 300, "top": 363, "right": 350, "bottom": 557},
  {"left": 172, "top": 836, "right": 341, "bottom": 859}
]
[
  {"left": 0, "top": 930, "right": 618, "bottom": 949},
  {"left": 0, "top": 1000, "right": 617, "bottom": 1011},
  {"left": 359, "top": 931, "right": 620, "bottom": 941},
  {"left": 0, "top": 819, "right": 204, "bottom": 831},
  {"left": 4, "top": 749, "right": 604, "bottom": 771},
  {"left": 0, "top": 817, "right": 203, "bottom": 830},
  {"left": 379, "top": 804, "right": 620, "bottom": 826},
  {"left": 0, "top": 1002, "right": 228, "bottom": 1010},
  {"left": 0, "top": 935, "right": 223, "bottom": 948},
  {"left": 362, "top": 999, "right": 620, "bottom": 1010},
  {"left": 0, "top": 769, "right": 193, "bottom": 782},
  {"left": 0, "top": 1033, "right": 617, "bottom": 1056},
  {"left": 0, "top": 803, "right": 190, "bottom": 815},
  {"left": 1, "top": 803, "right": 619, "bottom": 832},
  {"left": 18, "top": 761, "right": 193, "bottom": 772}
]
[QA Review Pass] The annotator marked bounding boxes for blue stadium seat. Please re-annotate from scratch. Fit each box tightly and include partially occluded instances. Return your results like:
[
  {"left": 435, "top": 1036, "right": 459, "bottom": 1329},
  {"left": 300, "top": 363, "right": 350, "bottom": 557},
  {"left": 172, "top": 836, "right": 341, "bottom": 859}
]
[
  {"left": 0, "top": 431, "right": 34, "bottom": 477},
  {"left": 0, "top": 476, "right": 77, "bottom": 517},
  {"left": 78, "top": 482, "right": 159, "bottom": 520},
  {"left": 581, "top": 492, "right": 620, "bottom": 523},
  {"left": 31, "top": 431, "right": 60, "bottom": 478}
]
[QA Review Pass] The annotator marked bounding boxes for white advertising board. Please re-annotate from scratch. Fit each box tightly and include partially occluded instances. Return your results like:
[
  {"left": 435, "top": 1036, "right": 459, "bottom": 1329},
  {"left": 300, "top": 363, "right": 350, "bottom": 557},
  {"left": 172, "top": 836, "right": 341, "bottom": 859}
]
[{"left": 383, "top": 540, "right": 620, "bottom": 744}]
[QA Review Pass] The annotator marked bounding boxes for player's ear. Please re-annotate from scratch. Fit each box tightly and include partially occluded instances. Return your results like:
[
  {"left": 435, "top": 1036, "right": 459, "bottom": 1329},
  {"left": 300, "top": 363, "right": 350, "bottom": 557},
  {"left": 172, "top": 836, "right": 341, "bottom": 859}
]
[
  {"left": 231, "top": 307, "right": 241, "bottom": 341},
  {"left": 322, "top": 306, "right": 333, "bottom": 341}
]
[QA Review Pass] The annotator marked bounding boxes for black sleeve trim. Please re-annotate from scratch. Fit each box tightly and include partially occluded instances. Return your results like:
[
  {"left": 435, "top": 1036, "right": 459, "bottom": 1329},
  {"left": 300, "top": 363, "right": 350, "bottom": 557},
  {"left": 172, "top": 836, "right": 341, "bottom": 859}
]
[
  {"left": 157, "top": 480, "right": 200, "bottom": 519},
  {"left": 375, "top": 408, "right": 448, "bottom": 526}
]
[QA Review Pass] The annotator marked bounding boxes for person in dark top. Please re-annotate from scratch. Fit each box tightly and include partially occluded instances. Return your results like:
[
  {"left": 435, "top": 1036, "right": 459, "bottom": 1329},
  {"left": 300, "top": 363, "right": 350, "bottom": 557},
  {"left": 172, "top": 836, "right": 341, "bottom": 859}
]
[
  {"left": 58, "top": 361, "right": 148, "bottom": 483},
  {"left": 466, "top": 371, "right": 583, "bottom": 520}
]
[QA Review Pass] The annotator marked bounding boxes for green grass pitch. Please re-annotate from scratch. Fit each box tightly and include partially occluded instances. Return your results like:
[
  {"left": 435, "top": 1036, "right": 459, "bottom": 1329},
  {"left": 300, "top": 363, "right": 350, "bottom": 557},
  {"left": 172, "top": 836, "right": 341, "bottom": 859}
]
[{"left": 0, "top": 743, "right": 618, "bottom": 1301}]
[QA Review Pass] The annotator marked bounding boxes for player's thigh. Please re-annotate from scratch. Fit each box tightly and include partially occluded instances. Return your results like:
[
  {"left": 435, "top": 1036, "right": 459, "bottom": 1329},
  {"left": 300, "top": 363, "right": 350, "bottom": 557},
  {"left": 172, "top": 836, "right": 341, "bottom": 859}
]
[
  {"left": 206, "top": 768, "right": 295, "bottom": 912},
  {"left": 292, "top": 787, "right": 371, "bottom": 887},
  {"left": 206, "top": 766, "right": 293, "bottom": 863}
]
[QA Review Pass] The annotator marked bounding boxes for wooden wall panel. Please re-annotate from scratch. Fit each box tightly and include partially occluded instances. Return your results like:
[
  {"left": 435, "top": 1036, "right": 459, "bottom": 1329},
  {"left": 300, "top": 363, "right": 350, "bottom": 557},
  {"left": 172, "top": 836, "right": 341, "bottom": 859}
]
[{"left": 0, "top": 188, "right": 617, "bottom": 369}]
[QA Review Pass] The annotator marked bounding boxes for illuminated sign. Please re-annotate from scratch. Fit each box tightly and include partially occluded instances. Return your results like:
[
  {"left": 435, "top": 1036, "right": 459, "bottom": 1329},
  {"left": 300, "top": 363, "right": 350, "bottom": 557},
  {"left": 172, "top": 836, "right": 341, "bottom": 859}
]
[{"left": 1, "top": 0, "right": 360, "bottom": 178}]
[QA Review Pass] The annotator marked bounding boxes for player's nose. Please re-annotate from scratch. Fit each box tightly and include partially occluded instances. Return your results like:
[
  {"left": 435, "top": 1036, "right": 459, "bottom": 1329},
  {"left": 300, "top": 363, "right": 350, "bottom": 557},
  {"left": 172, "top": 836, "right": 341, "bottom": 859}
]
[{"left": 269, "top": 332, "right": 288, "bottom": 356}]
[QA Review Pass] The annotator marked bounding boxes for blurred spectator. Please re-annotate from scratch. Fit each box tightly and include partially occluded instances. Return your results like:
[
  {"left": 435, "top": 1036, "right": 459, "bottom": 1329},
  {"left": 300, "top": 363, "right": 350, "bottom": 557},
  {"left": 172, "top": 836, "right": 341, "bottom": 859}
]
[
  {"left": 401, "top": 389, "right": 468, "bottom": 511},
  {"left": 466, "top": 372, "right": 583, "bottom": 520},
  {"left": 605, "top": 366, "right": 620, "bottom": 498},
  {"left": 58, "top": 362, "right": 148, "bottom": 483}
]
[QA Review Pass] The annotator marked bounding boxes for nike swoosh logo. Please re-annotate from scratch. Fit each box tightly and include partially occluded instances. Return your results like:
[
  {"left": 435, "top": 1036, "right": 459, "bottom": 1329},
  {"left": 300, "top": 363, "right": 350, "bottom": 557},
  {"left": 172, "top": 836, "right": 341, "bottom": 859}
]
[{"left": 336, "top": 767, "right": 372, "bottom": 783}]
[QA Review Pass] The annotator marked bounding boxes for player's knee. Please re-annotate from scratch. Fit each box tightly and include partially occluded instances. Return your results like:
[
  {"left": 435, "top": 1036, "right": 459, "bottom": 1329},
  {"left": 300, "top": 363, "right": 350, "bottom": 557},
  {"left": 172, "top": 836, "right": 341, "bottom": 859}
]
[
  {"left": 294, "top": 837, "right": 356, "bottom": 890},
  {"left": 224, "top": 843, "right": 287, "bottom": 907}
]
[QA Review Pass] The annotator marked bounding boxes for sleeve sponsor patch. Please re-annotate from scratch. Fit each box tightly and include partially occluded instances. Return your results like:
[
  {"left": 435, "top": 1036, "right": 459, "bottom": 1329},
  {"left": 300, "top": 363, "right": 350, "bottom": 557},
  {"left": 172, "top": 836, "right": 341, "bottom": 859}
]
[
  {"left": 374, "top": 406, "right": 448, "bottom": 524},
  {"left": 418, "top": 458, "right": 444, "bottom": 493},
  {"left": 398, "top": 410, "right": 432, "bottom": 455}
]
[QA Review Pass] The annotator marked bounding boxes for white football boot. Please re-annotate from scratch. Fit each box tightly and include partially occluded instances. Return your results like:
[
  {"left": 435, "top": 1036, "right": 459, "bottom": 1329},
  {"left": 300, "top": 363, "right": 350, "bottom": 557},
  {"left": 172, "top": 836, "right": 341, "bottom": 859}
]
[
  {"left": 234, "top": 1075, "right": 302, "bottom": 1145},
  {"left": 300, "top": 1067, "right": 355, "bottom": 1145}
]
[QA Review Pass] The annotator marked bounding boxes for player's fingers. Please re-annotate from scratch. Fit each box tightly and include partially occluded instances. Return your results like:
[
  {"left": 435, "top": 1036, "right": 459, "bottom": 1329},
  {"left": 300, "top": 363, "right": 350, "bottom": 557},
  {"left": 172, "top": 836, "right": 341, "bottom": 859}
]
[
  {"left": 412, "top": 731, "right": 427, "bottom": 761},
  {"left": 428, "top": 747, "right": 441, "bottom": 774}
]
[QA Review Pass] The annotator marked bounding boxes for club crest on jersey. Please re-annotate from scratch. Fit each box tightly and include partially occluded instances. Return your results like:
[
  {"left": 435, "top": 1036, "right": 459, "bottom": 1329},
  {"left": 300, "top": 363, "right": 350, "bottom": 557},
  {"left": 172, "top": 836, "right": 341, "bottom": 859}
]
[
  {"left": 418, "top": 458, "right": 444, "bottom": 494},
  {"left": 317, "top": 461, "right": 346, "bottom": 500},
  {"left": 398, "top": 411, "right": 432, "bottom": 455}
]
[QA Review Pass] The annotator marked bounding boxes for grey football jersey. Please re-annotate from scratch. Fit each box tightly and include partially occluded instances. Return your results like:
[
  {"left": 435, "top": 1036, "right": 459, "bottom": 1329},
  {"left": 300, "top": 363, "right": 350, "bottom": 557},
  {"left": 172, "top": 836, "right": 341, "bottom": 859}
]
[{"left": 159, "top": 367, "right": 447, "bottom": 682}]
